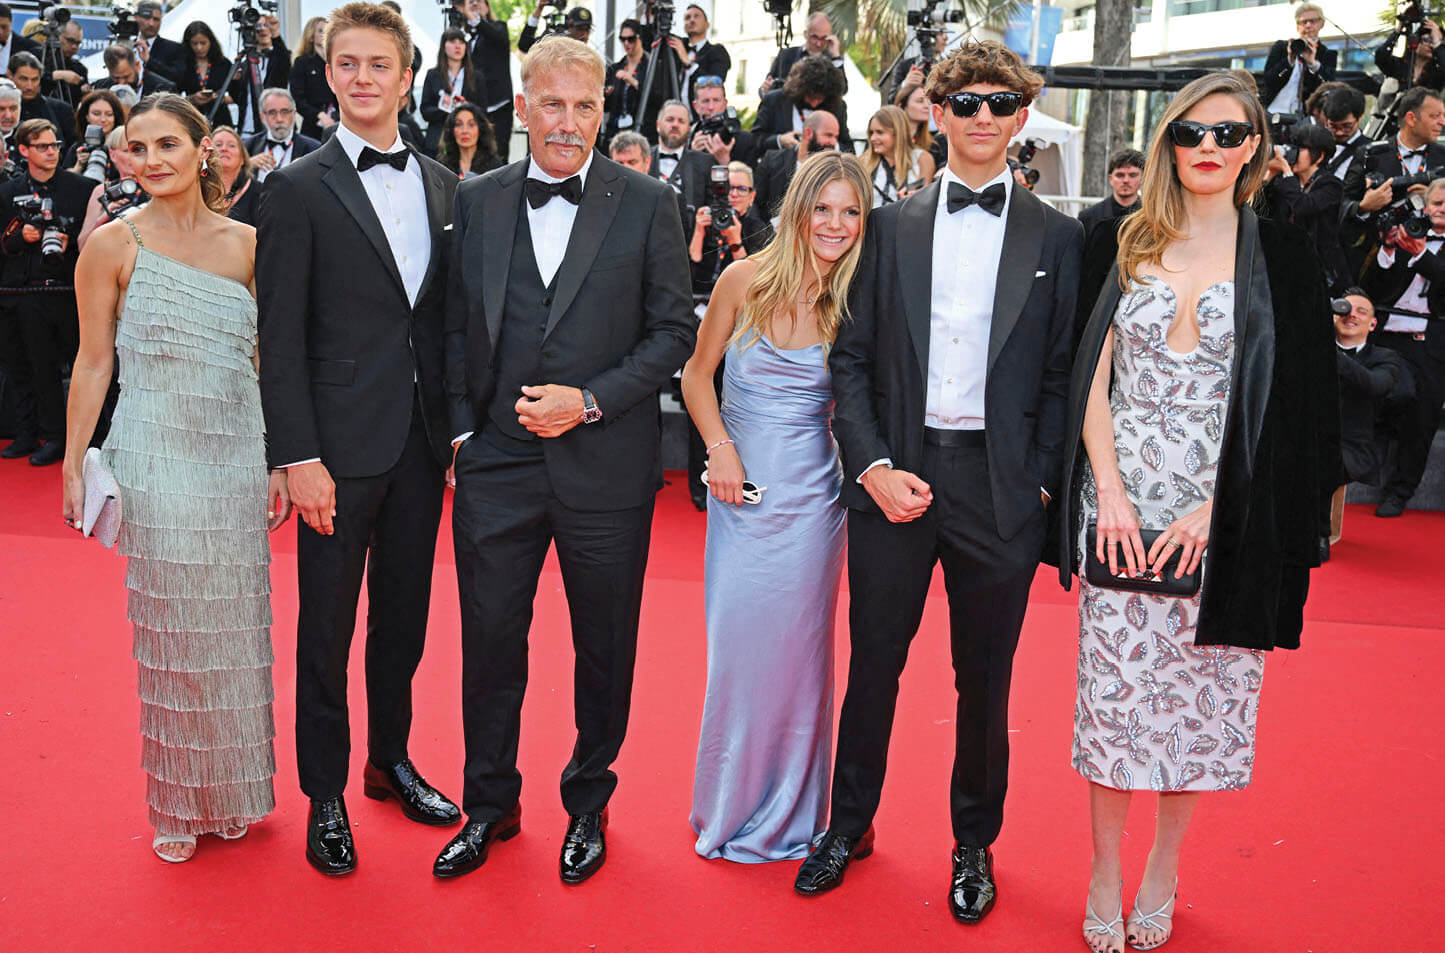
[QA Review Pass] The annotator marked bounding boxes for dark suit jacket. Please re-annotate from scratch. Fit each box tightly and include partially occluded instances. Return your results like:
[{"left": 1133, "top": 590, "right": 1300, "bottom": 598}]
[
  {"left": 1077, "top": 195, "right": 1138, "bottom": 246},
  {"left": 244, "top": 131, "right": 322, "bottom": 169},
  {"left": 1374, "top": 30, "right": 1445, "bottom": 89},
  {"left": 830, "top": 180, "right": 1084, "bottom": 540},
  {"left": 1339, "top": 138, "right": 1445, "bottom": 278},
  {"left": 752, "top": 88, "right": 850, "bottom": 154},
  {"left": 1260, "top": 39, "right": 1337, "bottom": 109},
  {"left": 93, "top": 72, "right": 177, "bottom": 97},
  {"left": 1361, "top": 238, "right": 1445, "bottom": 360},
  {"left": 753, "top": 146, "right": 798, "bottom": 219},
  {"left": 469, "top": 18, "right": 514, "bottom": 108},
  {"left": 1265, "top": 171, "right": 1347, "bottom": 290},
  {"left": 671, "top": 39, "right": 730, "bottom": 107},
  {"left": 1335, "top": 342, "right": 1413, "bottom": 483},
  {"left": 444, "top": 157, "right": 697, "bottom": 510},
  {"left": 764, "top": 45, "right": 847, "bottom": 94},
  {"left": 290, "top": 52, "right": 336, "bottom": 139},
  {"left": 1055, "top": 210, "right": 1339, "bottom": 651},
  {"left": 142, "top": 35, "right": 187, "bottom": 85},
  {"left": 256, "top": 137, "right": 458, "bottom": 476},
  {"left": 649, "top": 145, "right": 711, "bottom": 226}
]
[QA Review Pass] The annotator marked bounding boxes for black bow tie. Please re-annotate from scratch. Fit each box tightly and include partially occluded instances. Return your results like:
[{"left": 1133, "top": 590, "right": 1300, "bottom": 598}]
[
  {"left": 946, "top": 181, "right": 1006, "bottom": 216},
  {"left": 267, "top": 138, "right": 291, "bottom": 150},
  {"left": 525, "top": 175, "right": 583, "bottom": 208},
  {"left": 658, "top": 151, "right": 682, "bottom": 162},
  {"left": 1402, "top": 147, "right": 1428, "bottom": 159},
  {"left": 357, "top": 146, "right": 409, "bottom": 172}
]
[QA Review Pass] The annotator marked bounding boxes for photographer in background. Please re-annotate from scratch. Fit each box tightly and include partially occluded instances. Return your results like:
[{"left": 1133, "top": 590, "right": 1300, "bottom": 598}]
[
  {"left": 232, "top": 15, "right": 291, "bottom": 138},
  {"left": 40, "top": 20, "right": 88, "bottom": 102},
  {"left": 0, "top": 5, "right": 40, "bottom": 78},
  {"left": 667, "top": 4, "right": 730, "bottom": 112},
  {"left": 690, "top": 74, "right": 757, "bottom": 168},
  {"left": 519, "top": 3, "right": 592, "bottom": 54},
  {"left": 1342, "top": 86, "right": 1445, "bottom": 276},
  {"left": 11, "top": 53, "right": 74, "bottom": 151},
  {"left": 1332, "top": 289, "right": 1414, "bottom": 496},
  {"left": 604, "top": 17, "right": 649, "bottom": 148},
  {"left": 132, "top": 0, "right": 185, "bottom": 86},
  {"left": 1375, "top": 9, "right": 1445, "bottom": 91},
  {"left": 464, "top": 0, "right": 515, "bottom": 161},
  {"left": 62, "top": 90, "right": 124, "bottom": 183},
  {"left": 754, "top": 108, "right": 838, "bottom": 221},
  {"left": 1313, "top": 83, "right": 1367, "bottom": 179},
  {"left": 0, "top": 79, "right": 22, "bottom": 171},
  {"left": 1077, "top": 147, "right": 1142, "bottom": 243},
  {"left": 1262, "top": 3, "right": 1336, "bottom": 114},
  {"left": 0, "top": 118, "right": 97, "bottom": 466},
  {"left": 881, "top": 29, "right": 948, "bottom": 107},
  {"left": 688, "top": 160, "right": 772, "bottom": 293},
  {"left": 1360, "top": 178, "right": 1445, "bottom": 517},
  {"left": 760, "top": 11, "right": 846, "bottom": 96},
  {"left": 754, "top": 54, "right": 851, "bottom": 155},
  {"left": 1265, "top": 120, "right": 1348, "bottom": 292},
  {"left": 608, "top": 128, "right": 652, "bottom": 173},
  {"left": 93, "top": 44, "right": 176, "bottom": 98},
  {"left": 652, "top": 99, "right": 712, "bottom": 230}
]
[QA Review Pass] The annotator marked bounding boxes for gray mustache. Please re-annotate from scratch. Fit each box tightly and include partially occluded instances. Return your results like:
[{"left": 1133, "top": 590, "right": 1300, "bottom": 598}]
[{"left": 545, "top": 133, "right": 588, "bottom": 147}]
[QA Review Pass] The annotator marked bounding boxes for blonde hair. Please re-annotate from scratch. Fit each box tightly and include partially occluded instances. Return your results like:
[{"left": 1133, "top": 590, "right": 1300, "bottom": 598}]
[
  {"left": 326, "top": 2, "right": 412, "bottom": 66},
  {"left": 1116, "top": 72, "right": 1269, "bottom": 289},
  {"left": 736, "top": 152, "right": 871, "bottom": 350},
  {"left": 862, "top": 106, "right": 914, "bottom": 190},
  {"left": 521, "top": 36, "right": 605, "bottom": 95},
  {"left": 300, "top": 16, "right": 327, "bottom": 54},
  {"left": 1294, "top": 3, "right": 1323, "bottom": 22},
  {"left": 727, "top": 159, "right": 753, "bottom": 186}
]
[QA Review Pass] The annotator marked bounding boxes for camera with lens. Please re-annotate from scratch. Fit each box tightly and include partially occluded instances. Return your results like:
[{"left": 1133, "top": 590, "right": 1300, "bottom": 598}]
[
  {"left": 908, "top": 0, "right": 964, "bottom": 64},
  {"left": 81, "top": 124, "right": 110, "bottom": 183},
  {"left": 13, "top": 194, "right": 75, "bottom": 265},
  {"left": 1008, "top": 138, "right": 1044, "bottom": 190},
  {"left": 1329, "top": 297, "right": 1353, "bottom": 316},
  {"left": 101, "top": 178, "right": 148, "bottom": 220},
  {"left": 109, "top": 5, "right": 140, "bottom": 40},
  {"left": 1377, "top": 191, "right": 1432, "bottom": 242},
  {"left": 440, "top": 0, "right": 473, "bottom": 34},
  {"left": 229, "top": 0, "right": 278, "bottom": 47},
  {"left": 707, "top": 164, "right": 733, "bottom": 231},
  {"left": 695, "top": 109, "right": 740, "bottom": 145}
]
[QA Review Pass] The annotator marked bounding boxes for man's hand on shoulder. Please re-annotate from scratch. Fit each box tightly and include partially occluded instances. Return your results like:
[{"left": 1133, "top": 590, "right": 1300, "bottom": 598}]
[
  {"left": 860, "top": 465, "right": 932, "bottom": 523},
  {"left": 517, "top": 383, "right": 585, "bottom": 438}
]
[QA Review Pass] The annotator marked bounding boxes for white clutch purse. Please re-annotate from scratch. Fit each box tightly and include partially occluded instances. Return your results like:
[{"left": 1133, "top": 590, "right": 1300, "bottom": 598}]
[{"left": 81, "top": 447, "right": 122, "bottom": 549}]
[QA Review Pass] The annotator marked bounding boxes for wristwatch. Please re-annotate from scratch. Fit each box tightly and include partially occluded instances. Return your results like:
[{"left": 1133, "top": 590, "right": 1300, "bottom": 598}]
[{"left": 581, "top": 388, "right": 602, "bottom": 424}]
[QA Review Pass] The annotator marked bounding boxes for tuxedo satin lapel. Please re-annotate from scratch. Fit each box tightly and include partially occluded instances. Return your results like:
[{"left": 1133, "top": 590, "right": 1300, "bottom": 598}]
[
  {"left": 483, "top": 160, "right": 527, "bottom": 346},
  {"left": 413, "top": 159, "right": 450, "bottom": 311},
  {"left": 896, "top": 182, "right": 939, "bottom": 375},
  {"left": 543, "top": 162, "right": 626, "bottom": 341},
  {"left": 319, "top": 142, "right": 407, "bottom": 300},
  {"left": 987, "top": 186, "right": 1045, "bottom": 374}
]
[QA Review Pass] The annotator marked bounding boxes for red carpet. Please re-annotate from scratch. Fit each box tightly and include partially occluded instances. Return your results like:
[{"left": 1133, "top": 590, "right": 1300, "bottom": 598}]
[{"left": 1, "top": 460, "right": 1441, "bottom": 952}]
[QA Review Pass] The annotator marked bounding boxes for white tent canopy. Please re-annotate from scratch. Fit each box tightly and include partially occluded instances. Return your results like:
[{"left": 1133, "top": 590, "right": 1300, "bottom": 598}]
[{"left": 1010, "top": 107, "right": 1083, "bottom": 198}]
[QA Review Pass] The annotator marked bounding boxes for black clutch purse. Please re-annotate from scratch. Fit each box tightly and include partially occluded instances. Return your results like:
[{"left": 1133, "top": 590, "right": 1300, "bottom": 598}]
[{"left": 1084, "top": 522, "right": 1202, "bottom": 597}]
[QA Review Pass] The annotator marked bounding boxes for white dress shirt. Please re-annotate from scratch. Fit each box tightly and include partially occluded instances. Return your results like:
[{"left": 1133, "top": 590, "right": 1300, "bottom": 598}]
[
  {"left": 254, "top": 136, "right": 294, "bottom": 183},
  {"left": 0, "top": 36, "right": 12, "bottom": 76},
  {"left": 527, "top": 151, "right": 592, "bottom": 286},
  {"left": 281, "top": 123, "right": 430, "bottom": 468},
  {"left": 1376, "top": 230, "right": 1445, "bottom": 333},
  {"left": 655, "top": 149, "right": 682, "bottom": 186},
  {"left": 927, "top": 166, "right": 1011, "bottom": 429},
  {"left": 1267, "top": 58, "right": 1309, "bottom": 114}
]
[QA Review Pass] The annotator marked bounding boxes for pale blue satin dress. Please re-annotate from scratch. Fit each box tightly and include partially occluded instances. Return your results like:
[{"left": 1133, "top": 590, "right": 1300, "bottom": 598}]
[{"left": 690, "top": 330, "right": 846, "bottom": 862}]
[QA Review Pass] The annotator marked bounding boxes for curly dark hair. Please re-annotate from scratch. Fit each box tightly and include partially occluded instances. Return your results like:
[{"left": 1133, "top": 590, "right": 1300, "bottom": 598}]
[
  {"left": 437, "top": 102, "right": 500, "bottom": 175},
  {"left": 783, "top": 54, "right": 845, "bottom": 109},
  {"left": 924, "top": 40, "right": 1043, "bottom": 107}
]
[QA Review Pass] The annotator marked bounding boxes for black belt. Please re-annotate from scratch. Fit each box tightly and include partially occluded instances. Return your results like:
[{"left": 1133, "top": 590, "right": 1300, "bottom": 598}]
[{"left": 924, "top": 426, "right": 986, "bottom": 448}]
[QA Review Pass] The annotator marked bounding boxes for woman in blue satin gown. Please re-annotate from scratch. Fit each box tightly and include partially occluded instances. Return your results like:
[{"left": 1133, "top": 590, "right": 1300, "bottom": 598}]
[{"left": 682, "top": 153, "right": 873, "bottom": 862}]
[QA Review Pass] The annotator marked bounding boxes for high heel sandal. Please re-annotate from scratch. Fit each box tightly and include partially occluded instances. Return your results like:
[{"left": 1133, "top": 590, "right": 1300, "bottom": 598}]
[
  {"left": 1126, "top": 880, "right": 1177, "bottom": 950},
  {"left": 215, "top": 825, "right": 249, "bottom": 841},
  {"left": 152, "top": 833, "right": 197, "bottom": 863},
  {"left": 1083, "top": 880, "right": 1125, "bottom": 953}
]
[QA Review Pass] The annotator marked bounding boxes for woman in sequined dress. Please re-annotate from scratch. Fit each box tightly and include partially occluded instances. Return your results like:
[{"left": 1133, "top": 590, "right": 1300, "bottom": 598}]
[{"left": 1052, "top": 73, "right": 1338, "bottom": 952}]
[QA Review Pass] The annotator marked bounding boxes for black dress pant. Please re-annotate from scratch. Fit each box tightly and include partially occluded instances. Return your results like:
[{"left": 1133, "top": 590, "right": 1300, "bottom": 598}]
[
  {"left": 1377, "top": 334, "right": 1445, "bottom": 502},
  {"left": 294, "top": 398, "right": 444, "bottom": 800},
  {"left": 830, "top": 439, "right": 1046, "bottom": 847},
  {"left": 452, "top": 427, "right": 654, "bottom": 820},
  {"left": 0, "top": 293, "right": 77, "bottom": 442}
]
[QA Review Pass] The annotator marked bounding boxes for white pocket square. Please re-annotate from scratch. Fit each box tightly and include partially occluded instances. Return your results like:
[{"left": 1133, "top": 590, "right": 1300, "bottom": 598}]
[
  {"left": 1034, "top": 270, "right": 1047, "bottom": 277},
  {"left": 443, "top": 224, "right": 454, "bottom": 231}
]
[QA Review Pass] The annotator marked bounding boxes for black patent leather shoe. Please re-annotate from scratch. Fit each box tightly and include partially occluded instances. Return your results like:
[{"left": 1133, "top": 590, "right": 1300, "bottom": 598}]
[
  {"left": 306, "top": 796, "right": 357, "bottom": 876},
  {"left": 559, "top": 809, "right": 608, "bottom": 884},
  {"left": 793, "top": 827, "right": 875, "bottom": 896},
  {"left": 28, "top": 440, "right": 63, "bottom": 466},
  {"left": 948, "top": 844, "right": 997, "bottom": 923},
  {"left": 363, "top": 758, "right": 461, "bottom": 826},
  {"left": 432, "top": 804, "right": 522, "bottom": 878},
  {"left": 0, "top": 436, "right": 38, "bottom": 459}
]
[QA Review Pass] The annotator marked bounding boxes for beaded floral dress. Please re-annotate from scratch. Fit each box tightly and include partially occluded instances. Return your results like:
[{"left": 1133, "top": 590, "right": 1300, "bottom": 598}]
[
  {"left": 1072, "top": 276, "right": 1266, "bottom": 793},
  {"left": 101, "top": 218, "right": 276, "bottom": 835}
]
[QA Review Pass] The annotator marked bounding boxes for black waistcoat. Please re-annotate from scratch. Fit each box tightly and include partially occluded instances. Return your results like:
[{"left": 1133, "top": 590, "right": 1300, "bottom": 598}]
[{"left": 486, "top": 205, "right": 557, "bottom": 440}]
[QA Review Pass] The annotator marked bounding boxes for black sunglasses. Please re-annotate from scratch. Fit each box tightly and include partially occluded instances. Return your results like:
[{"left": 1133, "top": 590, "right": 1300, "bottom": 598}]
[
  {"left": 620, "top": 33, "right": 637, "bottom": 42},
  {"left": 1166, "top": 120, "right": 1255, "bottom": 149},
  {"left": 945, "top": 91, "right": 1023, "bottom": 119}
]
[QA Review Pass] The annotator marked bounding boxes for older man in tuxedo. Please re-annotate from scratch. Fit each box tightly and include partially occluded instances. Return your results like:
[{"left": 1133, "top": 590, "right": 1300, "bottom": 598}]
[{"left": 434, "top": 37, "right": 694, "bottom": 884}]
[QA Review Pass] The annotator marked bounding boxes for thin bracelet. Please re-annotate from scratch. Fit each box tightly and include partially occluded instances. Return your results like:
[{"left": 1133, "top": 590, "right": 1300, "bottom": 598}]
[{"left": 706, "top": 438, "right": 734, "bottom": 455}]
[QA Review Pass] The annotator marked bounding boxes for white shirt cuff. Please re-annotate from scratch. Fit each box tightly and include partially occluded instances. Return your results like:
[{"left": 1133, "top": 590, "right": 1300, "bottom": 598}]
[
  {"left": 857, "top": 458, "right": 892, "bottom": 484},
  {"left": 1378, "top": 246, "right": 1396, "bottom": 268},
  {"left": 452, "top": 431, "right": 473, "bottom": 446},
  {"left": 279, "top": 457, "right": 321, "bottom": 468}
]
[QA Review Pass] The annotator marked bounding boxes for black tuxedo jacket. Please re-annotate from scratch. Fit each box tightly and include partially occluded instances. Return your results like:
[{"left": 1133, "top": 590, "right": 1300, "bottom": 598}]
[
  {"left": 1260, "top": 39, "right": 1337, "bottom": 108},
  {"left": 649, "top": 145, "right": 711, "bottom": 222},
  {"left": 290, "top": 52, "right": 336, "bottom": 140},
  {"left": 1266, "top": 171, "right": 1347, "bottom": 290},
  {"left": 469, "top": 18, "right": 514, "bottom": 108},
  {"left": 143, "top": 35, "right": 187, "bottom": 85},
  {"left": 19, "top": 95, "right": 75, "bottom": 150},
  {"left": 1335, "top": 341, "right": 1413, "bottom": 483},
  {"left": 753, "top": 146, "right": 798, "bottom": 219},
  {"left": 94, "top": 72, "right": 177, "bottom": 97},
  {"left": 1361, "top": 239, "right": 1445, "bottom": 360},
  {"left": 1341, "top": 138, "right": 1445, "bottom": 204},
  {"left": 444, "top": 157, "right": 696, "bottom": 511},
  {"left": 670, "top": 39, "right": 731, "bottom": 107},
  {"left": 257, "top": 137, "right": 458, "bottom": 476},
  {"left": 830, "top": 180, "right": 1084, "bottom": 539},
  {"left": 244, "top": 130, "right": 321, "bottom": 166},
  {"left": 752, "top": 88, "right": 851, "bottom": 154}
]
